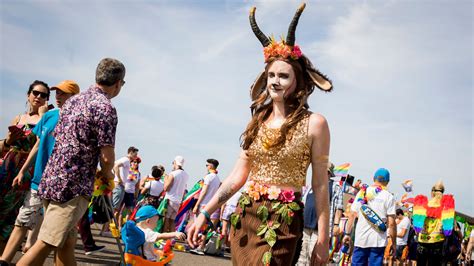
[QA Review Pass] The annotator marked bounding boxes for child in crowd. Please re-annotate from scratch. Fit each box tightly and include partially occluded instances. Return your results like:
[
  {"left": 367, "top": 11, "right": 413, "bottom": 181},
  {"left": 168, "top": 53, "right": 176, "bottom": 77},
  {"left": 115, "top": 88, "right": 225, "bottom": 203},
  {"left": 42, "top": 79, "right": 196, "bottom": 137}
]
[{"left": 135, "top": 205, "right": 185, "bottom": 261}]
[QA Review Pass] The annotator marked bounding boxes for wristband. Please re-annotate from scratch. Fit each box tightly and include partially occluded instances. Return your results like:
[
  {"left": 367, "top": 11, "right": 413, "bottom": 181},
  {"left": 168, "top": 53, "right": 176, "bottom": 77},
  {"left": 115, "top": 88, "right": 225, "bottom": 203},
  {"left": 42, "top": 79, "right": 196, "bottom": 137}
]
[
  {"left": 344, "top": 232, "right": 351, "bottom": 236},
  {"left": 334, "top": 223, "right": 339, "bottom": 226},
  {"left": 200, "top": 209, "right": 211, "bottom": 221}
]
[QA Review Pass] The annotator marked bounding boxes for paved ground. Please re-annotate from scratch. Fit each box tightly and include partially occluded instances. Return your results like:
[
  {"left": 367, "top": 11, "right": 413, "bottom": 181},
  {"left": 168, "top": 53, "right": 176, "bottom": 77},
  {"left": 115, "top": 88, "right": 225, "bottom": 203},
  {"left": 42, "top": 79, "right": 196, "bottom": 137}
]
[{"left": 10, "top": 225, "right": 232, "bottom": 266}]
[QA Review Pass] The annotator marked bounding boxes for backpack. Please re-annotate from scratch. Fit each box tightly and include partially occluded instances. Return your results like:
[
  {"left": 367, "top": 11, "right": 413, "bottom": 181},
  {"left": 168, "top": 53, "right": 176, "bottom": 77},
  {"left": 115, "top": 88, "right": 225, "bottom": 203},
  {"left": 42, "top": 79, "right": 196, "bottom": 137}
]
[
  {"left": 204, "top": 231, "right": 223, "bottom": 255},
  {"left": 89, "top": 195, "right": 113, "bottom": 224}
]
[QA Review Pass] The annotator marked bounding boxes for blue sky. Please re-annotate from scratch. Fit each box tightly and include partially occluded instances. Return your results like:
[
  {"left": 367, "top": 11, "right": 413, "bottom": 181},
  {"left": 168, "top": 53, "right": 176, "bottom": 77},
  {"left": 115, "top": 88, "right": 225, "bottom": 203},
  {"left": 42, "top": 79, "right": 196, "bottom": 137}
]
[{"left": 1, "top": 0, "right": 472, "bottom": 214}]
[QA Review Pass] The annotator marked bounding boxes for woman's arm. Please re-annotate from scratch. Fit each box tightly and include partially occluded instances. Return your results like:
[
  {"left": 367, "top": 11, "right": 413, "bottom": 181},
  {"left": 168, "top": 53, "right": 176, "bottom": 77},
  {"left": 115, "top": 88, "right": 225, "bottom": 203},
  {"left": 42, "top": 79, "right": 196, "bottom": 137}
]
[
  {"left": 12, "top": 136, "right": 40, "bottom": 186},
  {"left": 309, "top": 113, "right": 330, "bottom": 264}
]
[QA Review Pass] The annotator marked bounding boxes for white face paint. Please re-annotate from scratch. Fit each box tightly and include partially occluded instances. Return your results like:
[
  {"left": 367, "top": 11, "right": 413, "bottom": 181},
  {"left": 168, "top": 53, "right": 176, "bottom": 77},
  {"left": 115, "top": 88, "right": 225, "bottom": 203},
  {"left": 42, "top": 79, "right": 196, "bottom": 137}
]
[{"left": 266, "top": 60, "right": 297, "bottom": 102}]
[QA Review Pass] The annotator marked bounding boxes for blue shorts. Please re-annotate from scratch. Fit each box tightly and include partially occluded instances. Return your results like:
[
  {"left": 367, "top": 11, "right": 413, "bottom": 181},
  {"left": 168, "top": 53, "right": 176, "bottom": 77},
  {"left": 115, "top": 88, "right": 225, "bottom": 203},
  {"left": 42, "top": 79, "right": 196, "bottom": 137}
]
[
  {"left": 112, "top": 185, "right": 125, "bottom": 209},
  {"left": 123, "top": 192, "right": 135, "bottom": 208},
  {"left": 352, "top": 246, "right": 385, "bottom": 266}
]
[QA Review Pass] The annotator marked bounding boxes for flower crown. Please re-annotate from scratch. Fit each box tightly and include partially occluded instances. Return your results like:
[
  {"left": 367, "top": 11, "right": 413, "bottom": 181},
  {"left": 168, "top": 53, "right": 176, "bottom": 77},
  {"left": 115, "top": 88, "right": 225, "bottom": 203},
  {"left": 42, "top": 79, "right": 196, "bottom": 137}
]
[{"left": 263, "top": 38, "right": 303, "bottom": 63}]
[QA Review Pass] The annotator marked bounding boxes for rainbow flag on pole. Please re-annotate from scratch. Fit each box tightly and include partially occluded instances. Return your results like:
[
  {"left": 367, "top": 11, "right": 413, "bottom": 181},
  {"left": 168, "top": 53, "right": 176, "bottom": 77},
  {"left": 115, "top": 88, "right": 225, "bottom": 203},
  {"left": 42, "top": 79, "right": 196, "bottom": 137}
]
[{"left": 333, "top": 163, "right": 351, "bottom": 177}]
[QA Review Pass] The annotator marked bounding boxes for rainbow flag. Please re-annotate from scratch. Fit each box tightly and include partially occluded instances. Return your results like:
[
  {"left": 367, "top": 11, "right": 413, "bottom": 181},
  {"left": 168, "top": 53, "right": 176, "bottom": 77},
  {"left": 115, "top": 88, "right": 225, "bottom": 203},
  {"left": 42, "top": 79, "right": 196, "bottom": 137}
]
[
  {"left": 174, "top": 179, "right": 204, "bottom": 231},
  {"left": 333, "top": 163, "right": 351, "bottom": 177}
]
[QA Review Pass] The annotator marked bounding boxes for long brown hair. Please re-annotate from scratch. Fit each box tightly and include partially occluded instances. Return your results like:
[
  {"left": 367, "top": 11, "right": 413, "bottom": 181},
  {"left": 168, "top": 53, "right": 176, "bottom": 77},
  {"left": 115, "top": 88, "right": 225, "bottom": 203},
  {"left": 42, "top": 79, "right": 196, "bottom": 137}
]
[{"left": 240, "top": 57, "right": 315, "bottom": 150}]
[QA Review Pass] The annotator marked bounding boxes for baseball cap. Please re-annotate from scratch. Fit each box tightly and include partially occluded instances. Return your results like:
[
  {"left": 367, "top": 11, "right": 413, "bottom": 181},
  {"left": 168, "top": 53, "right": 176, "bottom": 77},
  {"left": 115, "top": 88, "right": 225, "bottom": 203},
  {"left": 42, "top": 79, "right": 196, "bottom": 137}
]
[
  {"left": 373, "top": 168, "right": 390, "bottom": 183},
  {"left": 174, "top": 155, "right": 185, "bottom": 167},
  {"left": 135, "top": 205, "right": 158, "bottom": 222},
  {"left": 51, "top": 80, "right": 80, "bottom": 94}
]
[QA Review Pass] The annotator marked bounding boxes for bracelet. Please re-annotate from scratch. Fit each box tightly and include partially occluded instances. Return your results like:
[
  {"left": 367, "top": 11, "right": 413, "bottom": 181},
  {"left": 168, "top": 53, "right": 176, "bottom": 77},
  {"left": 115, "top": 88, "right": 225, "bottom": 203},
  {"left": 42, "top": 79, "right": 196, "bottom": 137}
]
[
  {"left": 200, "top": 209, "right": 211, "bottom": 221},
  {"left": 344, "top": 232, "right": 351, "bottom": 236},
  {"left": 334, "top": 223, "right": 339, "bottom": 226}
]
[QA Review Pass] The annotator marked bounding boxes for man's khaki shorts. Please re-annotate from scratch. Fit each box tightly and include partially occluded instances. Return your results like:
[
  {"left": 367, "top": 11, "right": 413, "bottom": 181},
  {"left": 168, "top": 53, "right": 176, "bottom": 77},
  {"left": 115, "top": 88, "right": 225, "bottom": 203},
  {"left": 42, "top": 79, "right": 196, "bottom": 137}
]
[
  {"left": 15, "top": 189, "right": 43, "bottom": 230},
  {"left": 38, "top": 196, "right": 89, "bottom": 248}
]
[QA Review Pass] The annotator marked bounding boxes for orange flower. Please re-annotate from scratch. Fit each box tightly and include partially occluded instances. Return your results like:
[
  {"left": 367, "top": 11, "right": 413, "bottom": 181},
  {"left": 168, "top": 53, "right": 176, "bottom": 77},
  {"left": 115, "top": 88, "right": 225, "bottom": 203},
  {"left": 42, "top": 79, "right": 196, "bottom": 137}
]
[
  {"left": 254, "top": 183, "right": 268, "bottom": 196},
  {"left": 249, "top": 190, "right": 261, "bottom": 201}
]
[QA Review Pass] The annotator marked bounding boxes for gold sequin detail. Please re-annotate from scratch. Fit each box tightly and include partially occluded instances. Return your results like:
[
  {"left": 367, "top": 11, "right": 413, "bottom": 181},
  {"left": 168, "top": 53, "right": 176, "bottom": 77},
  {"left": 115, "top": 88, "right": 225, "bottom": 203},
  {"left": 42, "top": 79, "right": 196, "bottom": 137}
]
[{"left": 247, "top": 113, "right": 311, "bottom": 189}]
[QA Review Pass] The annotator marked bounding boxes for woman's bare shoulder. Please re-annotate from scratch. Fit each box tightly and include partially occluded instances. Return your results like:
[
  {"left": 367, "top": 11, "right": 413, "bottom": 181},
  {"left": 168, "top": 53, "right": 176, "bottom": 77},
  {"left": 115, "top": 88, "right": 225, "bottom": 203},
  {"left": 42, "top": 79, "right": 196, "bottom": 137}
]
[{"left": 308, "top": 113, "right": 328, "bottom": 131}]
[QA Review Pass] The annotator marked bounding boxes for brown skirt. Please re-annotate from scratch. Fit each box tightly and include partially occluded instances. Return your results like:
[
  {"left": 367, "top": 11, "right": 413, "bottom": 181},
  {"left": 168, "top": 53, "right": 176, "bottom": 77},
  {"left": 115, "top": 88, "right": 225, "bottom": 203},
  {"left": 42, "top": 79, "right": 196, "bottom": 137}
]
[{"left": 230, "top": 196, "right": 303, "bottom": 266}]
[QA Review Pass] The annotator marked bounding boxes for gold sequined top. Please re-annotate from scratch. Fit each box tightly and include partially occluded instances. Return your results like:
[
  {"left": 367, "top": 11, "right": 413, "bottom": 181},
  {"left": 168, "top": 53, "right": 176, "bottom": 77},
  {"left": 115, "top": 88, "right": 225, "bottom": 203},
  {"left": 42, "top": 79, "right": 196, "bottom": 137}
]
[{"left": 247, "top": 113, "right": 311, "bottom": 189}]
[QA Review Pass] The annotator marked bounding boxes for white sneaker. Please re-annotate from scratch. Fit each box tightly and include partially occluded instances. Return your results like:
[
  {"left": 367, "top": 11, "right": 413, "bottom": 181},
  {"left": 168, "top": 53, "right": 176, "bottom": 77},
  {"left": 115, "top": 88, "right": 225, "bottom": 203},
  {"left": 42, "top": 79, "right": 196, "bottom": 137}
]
[
  {"left": 189, "top": 248, "right": 204, "bottom": 255},
  {"left": 85, "top": 245, "right": 106, "bottom": 255}
]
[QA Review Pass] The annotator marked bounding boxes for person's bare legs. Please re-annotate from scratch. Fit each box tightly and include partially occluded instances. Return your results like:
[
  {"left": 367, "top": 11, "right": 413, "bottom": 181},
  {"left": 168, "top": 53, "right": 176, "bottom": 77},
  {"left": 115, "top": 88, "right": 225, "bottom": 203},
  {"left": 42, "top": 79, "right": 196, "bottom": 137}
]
[
  {"left": 221, "top": 220, "right": 229, "bottom": 248},
  {"left": 164, "top": 218, "right": 175, "bottom": 232},
  {"left": 16, "top": 239, "right": 54, "bottom": 266},
  {"left": 55, "top": 234, "right": 77, "bottom": 266},
  {"left": 117, "top": 204, "right": 125, "bottom": 230},
  {"left": 0, "top": 225, "right": 28, "bottom": 263},
  {"left": 24, "top": 216, "right": 43, "bottom": 253}
]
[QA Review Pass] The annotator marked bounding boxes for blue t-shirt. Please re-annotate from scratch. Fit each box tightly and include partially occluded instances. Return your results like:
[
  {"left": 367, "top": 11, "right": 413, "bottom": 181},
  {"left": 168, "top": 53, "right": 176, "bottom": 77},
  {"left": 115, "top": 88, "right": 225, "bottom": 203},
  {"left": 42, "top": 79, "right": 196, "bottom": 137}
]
[
  {"left": 31, "top": 109, "right": 59, "bottom": 190},
  {"left": 304, "top": 181, "right": 335, "bottom": 230}
]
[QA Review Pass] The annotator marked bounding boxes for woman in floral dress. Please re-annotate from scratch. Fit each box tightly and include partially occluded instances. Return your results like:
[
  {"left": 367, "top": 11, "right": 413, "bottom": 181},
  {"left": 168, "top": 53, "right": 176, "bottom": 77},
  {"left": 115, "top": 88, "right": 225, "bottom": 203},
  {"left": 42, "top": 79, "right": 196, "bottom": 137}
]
[{"left": 0, "top": 80, "right": 50, "bottom": 250}]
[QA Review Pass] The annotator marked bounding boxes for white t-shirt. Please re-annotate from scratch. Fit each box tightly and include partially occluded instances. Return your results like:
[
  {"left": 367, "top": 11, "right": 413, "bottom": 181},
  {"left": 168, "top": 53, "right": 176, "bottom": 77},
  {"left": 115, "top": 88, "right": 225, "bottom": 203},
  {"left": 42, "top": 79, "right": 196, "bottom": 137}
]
[
  {"left": 200, "top": 173, "right": 220, "bottom": 206},
  {"left": 396, "top": 216, "right": 411, "bottom": 246},
  {"left": 124, "top": 172, "right": 140, "bottom": 193},
  {"left": 138, "top": 226, "right": 160, "bottom": 262},
  {"left": 165, "top": 169, "right": 189, "bottom": 203},
  {"left": 145, "top": 179, "right": 164, "bottom": 197},
  {"left": 114, "top": 156, "right": 130, "bottom": 184},
  {"left": 351, "top": 189, "right": 396, "bottom": 248},
  {"left": 227, "top": 191, "right": 242, "bottom": 207}
]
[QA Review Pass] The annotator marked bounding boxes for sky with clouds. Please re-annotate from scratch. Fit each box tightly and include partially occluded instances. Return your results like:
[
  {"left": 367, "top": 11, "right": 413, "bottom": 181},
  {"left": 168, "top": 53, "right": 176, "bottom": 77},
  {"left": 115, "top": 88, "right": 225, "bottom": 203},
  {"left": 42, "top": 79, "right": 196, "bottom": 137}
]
[{"left": 1, "top": 0, "right": 472, "bottom": 214}]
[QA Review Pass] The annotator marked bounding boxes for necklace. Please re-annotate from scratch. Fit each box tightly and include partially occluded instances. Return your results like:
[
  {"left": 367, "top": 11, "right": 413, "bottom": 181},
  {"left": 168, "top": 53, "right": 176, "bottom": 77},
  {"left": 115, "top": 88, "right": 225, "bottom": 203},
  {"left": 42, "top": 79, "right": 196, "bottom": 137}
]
[{"left": 355, "top": 185, "right": 386, "bottom": 204}]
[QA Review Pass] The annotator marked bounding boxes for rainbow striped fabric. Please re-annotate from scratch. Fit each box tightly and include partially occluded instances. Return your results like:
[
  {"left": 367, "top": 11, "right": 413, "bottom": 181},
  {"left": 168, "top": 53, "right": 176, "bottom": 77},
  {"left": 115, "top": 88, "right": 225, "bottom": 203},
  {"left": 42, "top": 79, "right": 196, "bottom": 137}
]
[
  {"left": 333, "top": 163, "right": 351, "bottom": 177},
  {"left": 174, "top": 179, "right": 204, "bottom": 232}
]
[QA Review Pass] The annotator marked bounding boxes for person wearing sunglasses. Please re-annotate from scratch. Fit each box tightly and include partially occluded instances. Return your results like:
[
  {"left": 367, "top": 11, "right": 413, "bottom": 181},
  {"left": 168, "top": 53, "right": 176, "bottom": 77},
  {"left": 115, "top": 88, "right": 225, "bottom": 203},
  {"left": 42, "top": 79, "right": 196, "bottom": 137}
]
[
  {"left": 0, "top": 80, "right": 50, "bottom": 252},
  {"left": 0, "top": 80, "right": 82, "bottom": 265},
  {"left": 17, "top": 58, "right": 125, "bottom": 266}
]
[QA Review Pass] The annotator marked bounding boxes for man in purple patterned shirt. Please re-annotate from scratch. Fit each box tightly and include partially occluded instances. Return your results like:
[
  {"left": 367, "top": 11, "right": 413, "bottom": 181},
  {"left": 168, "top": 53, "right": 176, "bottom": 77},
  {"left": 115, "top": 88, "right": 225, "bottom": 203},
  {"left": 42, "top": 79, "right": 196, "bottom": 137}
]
[{"left": 18, "top": 58, "right": 126, "bottom": 266}]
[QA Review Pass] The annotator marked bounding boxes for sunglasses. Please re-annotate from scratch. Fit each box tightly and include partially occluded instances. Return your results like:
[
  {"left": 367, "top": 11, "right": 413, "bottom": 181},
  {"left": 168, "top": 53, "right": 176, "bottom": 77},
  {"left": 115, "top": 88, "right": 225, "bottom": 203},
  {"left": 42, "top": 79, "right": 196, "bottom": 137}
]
[{"left": 31, "top": 90, "right": 48, "bottom": 99}]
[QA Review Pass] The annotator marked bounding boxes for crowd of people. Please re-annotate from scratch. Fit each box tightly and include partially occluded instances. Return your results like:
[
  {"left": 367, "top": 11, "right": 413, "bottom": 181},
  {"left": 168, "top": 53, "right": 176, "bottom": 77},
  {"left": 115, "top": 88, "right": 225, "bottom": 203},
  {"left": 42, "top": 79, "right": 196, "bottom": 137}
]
[{"left": 0, "top": 3, "right": 472, "bottom": 266}]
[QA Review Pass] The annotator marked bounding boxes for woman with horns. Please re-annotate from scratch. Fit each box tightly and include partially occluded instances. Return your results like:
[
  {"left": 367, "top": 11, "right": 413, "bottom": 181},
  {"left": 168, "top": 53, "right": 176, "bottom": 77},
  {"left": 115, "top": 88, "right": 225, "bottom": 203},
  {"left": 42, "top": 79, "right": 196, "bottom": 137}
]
[{"left": 188, "top": 3, "right": 332, "bottom": 265}]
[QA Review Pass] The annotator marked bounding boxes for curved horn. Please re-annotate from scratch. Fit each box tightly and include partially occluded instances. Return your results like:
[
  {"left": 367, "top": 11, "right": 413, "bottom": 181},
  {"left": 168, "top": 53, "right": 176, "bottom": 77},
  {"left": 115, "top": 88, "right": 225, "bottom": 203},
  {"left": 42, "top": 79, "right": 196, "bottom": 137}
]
[
  {"left": 249, "top": 7, "right": 270, "bottom": 47},
  {"left": 286, "top": 3, "right": 306, "bottom": 46}
]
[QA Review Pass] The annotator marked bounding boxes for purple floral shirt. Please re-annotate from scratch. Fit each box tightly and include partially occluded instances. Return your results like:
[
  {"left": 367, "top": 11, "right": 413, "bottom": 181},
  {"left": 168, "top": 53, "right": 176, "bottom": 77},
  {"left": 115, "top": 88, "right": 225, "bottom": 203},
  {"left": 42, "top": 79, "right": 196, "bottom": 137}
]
[{"left": 38, "top": 86, "right": 117, "bottom": 203}]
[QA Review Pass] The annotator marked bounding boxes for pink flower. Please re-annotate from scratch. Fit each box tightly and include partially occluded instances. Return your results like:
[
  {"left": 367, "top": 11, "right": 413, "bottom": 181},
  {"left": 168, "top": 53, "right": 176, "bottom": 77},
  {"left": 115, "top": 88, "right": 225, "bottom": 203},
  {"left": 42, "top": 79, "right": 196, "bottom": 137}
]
[
  {"left": 267, "top": 186, "right": 281, "bottom": 200},
  {"left": 279, "top": 190, "right": 295, "bottom": 203},
  {"left": 291, "top": 45, "right": 302, "bottom": 58}
]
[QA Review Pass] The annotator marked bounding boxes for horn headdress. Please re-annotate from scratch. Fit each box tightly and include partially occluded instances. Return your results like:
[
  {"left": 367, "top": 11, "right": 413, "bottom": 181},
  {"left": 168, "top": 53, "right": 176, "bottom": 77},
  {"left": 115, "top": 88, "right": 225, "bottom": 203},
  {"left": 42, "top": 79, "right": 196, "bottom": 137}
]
[{"left": 249, "top": 3, "right": 333, "bottom": 100}]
